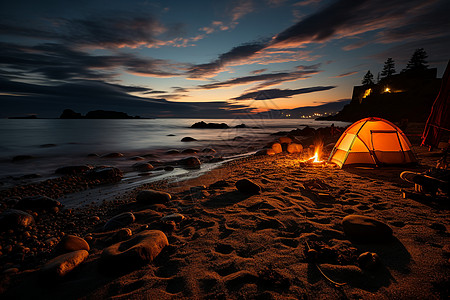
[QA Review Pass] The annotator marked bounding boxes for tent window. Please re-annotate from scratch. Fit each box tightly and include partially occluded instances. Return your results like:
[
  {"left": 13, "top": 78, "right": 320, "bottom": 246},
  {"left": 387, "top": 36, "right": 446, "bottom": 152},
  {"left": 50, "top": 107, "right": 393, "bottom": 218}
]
[{"left": 371, "top": 131, "right": 402, "bottom": 151}]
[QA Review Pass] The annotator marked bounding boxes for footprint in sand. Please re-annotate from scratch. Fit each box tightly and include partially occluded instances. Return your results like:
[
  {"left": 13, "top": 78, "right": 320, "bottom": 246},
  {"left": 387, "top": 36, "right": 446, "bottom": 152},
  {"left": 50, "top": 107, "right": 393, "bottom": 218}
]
[
  {"left": 166, "top": 277, "right": 187, "bottom": 294},
  {"left": 372, "top": 203, "right": 390, "bottom": 210},
  {"left": 356, "top": 204, "right": 371, "bottom": 211},
  {"left": 215, "top": 243, "right": 234, "bottom": 255}
]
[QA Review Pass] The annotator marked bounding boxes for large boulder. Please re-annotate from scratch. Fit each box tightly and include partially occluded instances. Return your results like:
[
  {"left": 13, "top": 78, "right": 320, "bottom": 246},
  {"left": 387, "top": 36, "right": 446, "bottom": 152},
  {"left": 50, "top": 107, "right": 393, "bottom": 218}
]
[
  {"left": 136, "top": 190, "right": 171, "bottom": 205},
  {"left": 55, "top": 235, "right": 90, "bottom": 253},
  {"left": 132, "top": 162, "right": 154, "bottom": 172},
  {"left": 287, "top": 143, "right": 304, "bottom": 154},
  {"left": 15, "top": 196, "right": 61, "bottom": 211},
  {"left": 181, "top": 137, "right": 197, "bottom": 142},
  {"left": 0, "top": 209, "right": 35, "bottom": 231},
  {"left": 191, "top": 121, "right": 229, "bottom": 129},
  {"left": 342, "top": 215, "right": 393, "bottom": 243},
  {"left": 236, "top": 179, "right": 261, "bottom": 195},
  {"left": 101, "top": 230, "right": 168, "bottom": 269},
  {"left": 41, "top": 250, "right": 89, "bottom": 277},
  {"left": 103, "top": 212, "right": 136, "bottom": 231}
]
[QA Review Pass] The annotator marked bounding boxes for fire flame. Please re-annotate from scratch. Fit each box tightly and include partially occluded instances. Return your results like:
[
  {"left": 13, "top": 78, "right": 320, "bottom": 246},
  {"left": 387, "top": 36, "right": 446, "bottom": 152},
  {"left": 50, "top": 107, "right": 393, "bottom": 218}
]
[{"left": 300, "top": 145, "right": 324, "bottom": 164}]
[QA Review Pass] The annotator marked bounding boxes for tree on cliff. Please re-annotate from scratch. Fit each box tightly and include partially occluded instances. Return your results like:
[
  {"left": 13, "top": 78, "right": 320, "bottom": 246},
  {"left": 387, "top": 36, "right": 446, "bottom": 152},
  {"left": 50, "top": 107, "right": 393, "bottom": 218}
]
[
  {"left": 381, "top": 58, "right": 396, "bottom": 78},
  {"left": 362, "top": 70, "right": 375, "bottom": 86},
  {"left": 403, "top": 48, "right": 428, "bottom": 72}
]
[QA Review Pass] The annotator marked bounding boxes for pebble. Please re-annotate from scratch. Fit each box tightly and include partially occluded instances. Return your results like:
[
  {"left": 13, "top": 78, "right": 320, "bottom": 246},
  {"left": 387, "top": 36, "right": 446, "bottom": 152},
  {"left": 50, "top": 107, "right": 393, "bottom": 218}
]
[
  {"left": 41, "top": 250, "right": 89, "bottom": 277},
  {"left": 358, "top": 252, "right": 380, "bottom": 270},
  {"left": 161, "top": 213, "right": 185, "bottom": 223},
  {"left": 56, "top": 235, "right": 90, "bottom": 253},
  {"left": 103, "top": 212, "right": 135, "bottom": 231},
  {"left": 136, "top": 189, "right": 172, "bottom": 205}
]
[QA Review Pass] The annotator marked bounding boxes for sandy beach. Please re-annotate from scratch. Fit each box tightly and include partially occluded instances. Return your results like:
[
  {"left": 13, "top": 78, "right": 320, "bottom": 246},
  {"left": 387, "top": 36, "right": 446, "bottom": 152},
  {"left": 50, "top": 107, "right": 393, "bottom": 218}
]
[{"left": 0, "top": 123, "right": 449, "bottom": 299}]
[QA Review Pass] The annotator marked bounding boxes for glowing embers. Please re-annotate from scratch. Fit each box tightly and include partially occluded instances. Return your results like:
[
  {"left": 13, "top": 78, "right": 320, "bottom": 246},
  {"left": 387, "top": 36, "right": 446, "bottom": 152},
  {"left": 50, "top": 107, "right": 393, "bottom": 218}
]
[
  {"left": 384, "top": 87, "right": 391, "bottom": 93},
  {"left": 299, "top": 144, "right": 327, "bottom": 167}
]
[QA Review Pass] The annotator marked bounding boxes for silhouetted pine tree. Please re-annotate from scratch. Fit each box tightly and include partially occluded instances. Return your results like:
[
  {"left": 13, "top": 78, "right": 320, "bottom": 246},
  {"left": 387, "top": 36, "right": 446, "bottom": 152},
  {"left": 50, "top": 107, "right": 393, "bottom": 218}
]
[
  {"left": 381, "top": 58, "right": 396, "bottom": 78},
  {"left": 362, "top": 70, "right": 374, "bottom": 86},
  {"left": 403, "top": 48, "right": 428, "bottom": 72}
]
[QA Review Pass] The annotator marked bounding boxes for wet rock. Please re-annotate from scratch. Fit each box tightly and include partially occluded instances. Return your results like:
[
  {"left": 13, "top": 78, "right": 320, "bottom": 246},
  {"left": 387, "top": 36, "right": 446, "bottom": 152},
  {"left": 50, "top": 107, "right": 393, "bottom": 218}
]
[
  {"left": 0, "top": 209, "right": 35, "bottom": 231},
  {"left": 161, "top": 213, "right": 185, "bottom": 223},
  {"left": 130, "top": 156, "right": 146, "bottom": 161},
  {"left": 55, "top": 235, "right": 90, "bottom": 253},
  {"left": 86, "top": 167, "right": 123, "bottom": 180},
  {"left": 342, "top": 215, "right": 393, "bottom": 243},
  {"left": 15, "top": 195, "right": 61, "bottom": 211},
  {"left": 166, "top": 149, "right": 180, "bottom": 155},
  {"left": 101, "top": 152, "right": 124, "bottom": 158},
  {"left": 178, "top": 157, "right": 201, "bottom": 169},
  {"left": 358, "top": 252, "right": 380, "bottom": 270},
  {"left": 235, "top": 179, "right": 261, "bottom": 195},
  {"left": 287, "top": 143, "right": 304, "bottom": 154},
  {"left": 132, "top": 162, "right": 154, "bottom": 172},
  {"left": 134, "top": 209, "right": 163, "bottom": 223},
  {"left": 136, "top": 190, "right": 172, "bottom": 205},
  {"left": 101, "top": 230, "right": 168, "bottom": 269},
  {"left": 181, "top": 148, "right": 199, "bottom": 154},
  {"left": 235, "top": 123, "right": 247, "bottom": 128},
  {"left": 41, "top": 250, "right": 89, "bottom": 277},
  {"left": 181, "top": 137, "right": 197, "bottom": 142},
  {"left": 164, "top": 166, "right": 174, "bottom": 171},
  {"left": 191, "top": 121, "right": 229, "bottom": 129},
  {"left": 103, "top": 212, "right": 136, "bottom": 231},
  {"left": 201, "top": 147, "right": 216, "bottom": 153}
]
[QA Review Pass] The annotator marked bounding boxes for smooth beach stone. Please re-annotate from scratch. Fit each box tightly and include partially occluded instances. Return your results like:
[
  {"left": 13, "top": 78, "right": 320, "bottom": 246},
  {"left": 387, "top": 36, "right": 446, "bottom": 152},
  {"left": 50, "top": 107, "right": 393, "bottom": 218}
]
[
  {"left": 178, "top": 157, "right": 201, "bottom": 169},
  {"left": 358, "top": 252, "right": 380, "bottom": 270},
  {"left": 0, "top": 209, "right": 35, "bottom": 231},
  {"left": 86, "top": 167, "right": 123, "bottom": 180},
  {"left": 278, "top": 136, "right": 293, "bottom": 144},
  {"left": 255, "top": 149, "right": 276, "bottom": 156},
  {"left": 101, "top": 152, "right": 124, "bottom": 158},
  {"left": 164, "top": 166, "right": 174, "bottom": 171},
  {"left": 271, "top": 142, "right": 283, "bottom": 154},
  {"left": 101, "top": 230, "right": 168, "bottom": 268},
  {"left": 235, "top": 179, "right": 261, "bottom": 195},
  {"left": 181, "top": 136, "right": 197, "bottom": 142},
  {"left": 166, "top": 149, "right": 180, "bottom": 155},
  {"left": 103, "top": 212, "right": 136, "bottom": 231},
  {"left": 129, "top": 156, "right": 146, "bottom": 161},
  {"left": 136, "top": 190, "right": 172, "bottom": 205},
  {"left": 342, "top": 215, "right": 393, "bottom": 243},
  {"left": 132, "top": 162, "right": 154, "bottom": 172},
  {"left": 41, "top": 250, "right": 89, "bottom": 277},
  {"left": 133, "top": 209, "right": 163, "bottom": 223},
  {"left": 161, "top": 213, "right": 185, "bottom": 223},
  {"left": 55, "top": 165, "right": 92, "bottom": 175},
  {"left": 181, "top": 148, "right": 199, "bottom": 154},
  {"left": 56, "top": 235, "right": 90, "bottom": 253},
  {"left": 15, "top": 195, "right": 61, "bottom": 211},
  {"left": 287, "top": 143, "right": 304, "bottom": 154}
]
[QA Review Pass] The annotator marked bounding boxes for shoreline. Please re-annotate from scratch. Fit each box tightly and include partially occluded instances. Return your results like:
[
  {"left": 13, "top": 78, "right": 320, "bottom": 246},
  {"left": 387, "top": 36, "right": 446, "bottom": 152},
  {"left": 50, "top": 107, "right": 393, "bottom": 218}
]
[{"left": 1, "top": 123, "right": 449, "bottom": 298}]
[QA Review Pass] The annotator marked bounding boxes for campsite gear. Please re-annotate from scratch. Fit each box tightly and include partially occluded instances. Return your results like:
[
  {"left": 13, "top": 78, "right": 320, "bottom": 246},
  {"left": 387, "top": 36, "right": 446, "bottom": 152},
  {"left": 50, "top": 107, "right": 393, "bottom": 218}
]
[
  {"left": 328, "top": 117, "right": 416, "bottom": 168},
  {"left": 400, "top": 169, "right": 449, "bottom": 196},
  {"left": 422, "top": 60, "right": 450, "bottom": 150}
]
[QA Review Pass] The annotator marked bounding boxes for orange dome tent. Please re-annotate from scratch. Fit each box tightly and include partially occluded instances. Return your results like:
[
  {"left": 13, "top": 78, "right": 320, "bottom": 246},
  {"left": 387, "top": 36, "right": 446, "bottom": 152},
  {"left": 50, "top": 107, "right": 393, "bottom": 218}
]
[{"left": 328, "top": 117, "right": 416, "bottom": 168}]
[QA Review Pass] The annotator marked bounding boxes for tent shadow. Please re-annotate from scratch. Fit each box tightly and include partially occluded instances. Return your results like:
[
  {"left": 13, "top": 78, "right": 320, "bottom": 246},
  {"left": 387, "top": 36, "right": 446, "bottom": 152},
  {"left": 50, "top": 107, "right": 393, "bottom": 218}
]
[{"left": 202, "top": 190, "right": 255, "bottom": 208}]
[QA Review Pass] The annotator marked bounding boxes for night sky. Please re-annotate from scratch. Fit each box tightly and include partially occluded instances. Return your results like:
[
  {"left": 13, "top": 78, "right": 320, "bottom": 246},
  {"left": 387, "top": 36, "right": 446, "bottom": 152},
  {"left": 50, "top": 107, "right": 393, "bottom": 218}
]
[{"left": 1, "top": 0, "right": 449, "bottom": 118}]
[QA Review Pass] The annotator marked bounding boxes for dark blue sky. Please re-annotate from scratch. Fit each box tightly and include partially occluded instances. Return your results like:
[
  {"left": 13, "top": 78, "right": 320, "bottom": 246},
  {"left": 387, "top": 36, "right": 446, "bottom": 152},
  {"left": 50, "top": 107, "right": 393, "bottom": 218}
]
[{"left": 1, "top": 0, "right": 449, "bottom": 117}]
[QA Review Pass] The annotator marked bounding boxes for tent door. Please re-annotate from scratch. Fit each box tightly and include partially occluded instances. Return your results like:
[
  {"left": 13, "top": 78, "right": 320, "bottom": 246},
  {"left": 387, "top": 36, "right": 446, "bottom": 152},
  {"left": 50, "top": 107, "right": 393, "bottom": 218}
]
[{"left": 370, "top": 130, "right": 406, "bottom": 164}]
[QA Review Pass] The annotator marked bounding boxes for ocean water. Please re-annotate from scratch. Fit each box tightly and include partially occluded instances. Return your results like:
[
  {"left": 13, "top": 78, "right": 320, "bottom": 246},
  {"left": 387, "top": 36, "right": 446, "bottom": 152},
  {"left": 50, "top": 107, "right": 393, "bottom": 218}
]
[{"left": 0, "top": 118, "right": 349, "bottom": 186}]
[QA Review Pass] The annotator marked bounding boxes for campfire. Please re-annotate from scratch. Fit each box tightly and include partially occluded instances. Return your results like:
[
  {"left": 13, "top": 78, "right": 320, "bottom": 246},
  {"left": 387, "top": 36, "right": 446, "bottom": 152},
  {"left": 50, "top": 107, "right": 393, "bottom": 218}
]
[{"left": 300, "top": 144, "right": 327, "bottom": 166}]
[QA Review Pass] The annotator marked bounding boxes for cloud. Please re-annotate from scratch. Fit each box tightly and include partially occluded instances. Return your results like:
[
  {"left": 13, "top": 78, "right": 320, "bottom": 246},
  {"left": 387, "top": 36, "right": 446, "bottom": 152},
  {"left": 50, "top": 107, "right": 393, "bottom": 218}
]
[
  {"left": 232, "top": 86, "right": 336, "bottom": 100},
  {"left": 197, "top": 66, "right": 321, "bottom": 90},
  {"left": 251, "top": 69, "right": 267, "bottom": 74},
  {"left": 331, "top": 71, "right": 358, "bottom": 78},
  {"left": 0, "top": 42, "right": 187, "bottom": 82},
  {"left": 229, "top": 0, "right": 254, "bottom": 22},
  {"left": 293, "top": 0, "right": 322, "bottom": 7}
]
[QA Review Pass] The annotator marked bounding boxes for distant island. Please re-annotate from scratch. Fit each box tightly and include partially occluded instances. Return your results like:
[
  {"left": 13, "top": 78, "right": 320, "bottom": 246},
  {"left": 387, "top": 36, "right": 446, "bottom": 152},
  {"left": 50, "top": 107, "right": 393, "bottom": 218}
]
[{"left": 60, "top": 109, "right": 141, "bottom": 119}]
